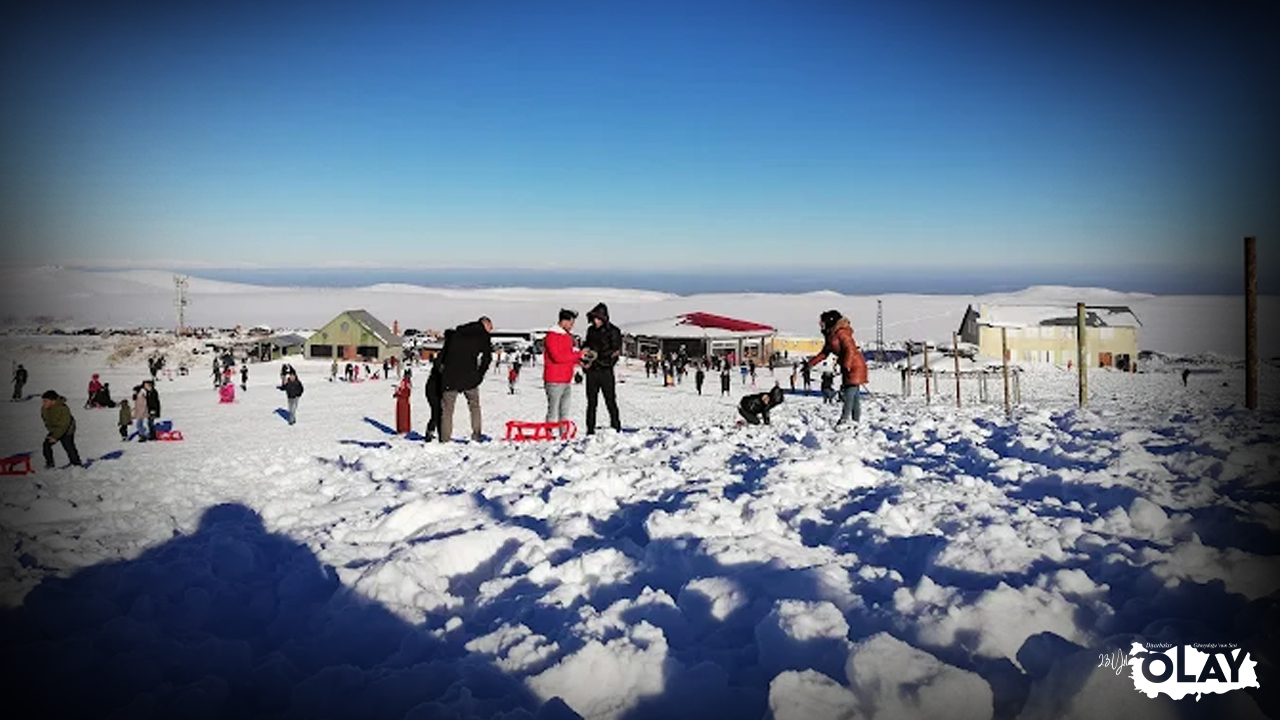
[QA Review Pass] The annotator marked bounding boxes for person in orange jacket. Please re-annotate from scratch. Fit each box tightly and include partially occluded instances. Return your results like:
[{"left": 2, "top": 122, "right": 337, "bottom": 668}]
[{"left": 807, "top": 310, "right": 868, "bottom": 427}]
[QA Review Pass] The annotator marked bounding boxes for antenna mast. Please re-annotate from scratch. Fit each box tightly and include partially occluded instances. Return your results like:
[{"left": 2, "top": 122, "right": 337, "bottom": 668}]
[
  {"left": 174, "top": 274, "right": 189, "bottom": 336},
  {"left": 875, "top": 299, "right": 885, "bottom": 364}
]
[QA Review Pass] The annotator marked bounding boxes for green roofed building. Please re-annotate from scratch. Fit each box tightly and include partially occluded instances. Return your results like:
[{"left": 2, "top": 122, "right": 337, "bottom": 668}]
[{"left": 306, "top": 309, "right": 402, "bottom": 361}]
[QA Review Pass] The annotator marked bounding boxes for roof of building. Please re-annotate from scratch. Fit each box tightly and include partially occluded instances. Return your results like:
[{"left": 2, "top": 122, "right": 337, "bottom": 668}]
[
  {"left": 268, "top": 333, "right": 307, "bottom": 347},
  {"left": 342, "top": 309, "right": 402, "bottom": 346},
  {"left": 977, "top": 304, "right": 1142, "bottom": 329},
  {"left": 626, "top": 312, "right": 777, "bottom": 339}
]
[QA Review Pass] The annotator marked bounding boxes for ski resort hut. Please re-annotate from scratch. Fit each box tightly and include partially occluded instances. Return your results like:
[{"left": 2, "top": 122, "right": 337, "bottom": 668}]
[
  {"left": 305, "top": 310, "right": 402, "bottom": 361},
  {"left": 623, "top": 312, "right": 776, "bottom": 362},
  {"left": 255, "top": 333, "right": 307, "bottom": 361},
  {"left": 958, "top": 304, "right": 1141, "bottom": 370}
]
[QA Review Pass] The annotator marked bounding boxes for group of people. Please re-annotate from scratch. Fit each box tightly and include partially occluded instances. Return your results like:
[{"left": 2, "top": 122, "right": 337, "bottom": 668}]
[
  {"left": 30, "top": 308, "right": 869, "bottom": 468},
  {"left": 35, "top": 376, "right": 164, "bottom": 470}
]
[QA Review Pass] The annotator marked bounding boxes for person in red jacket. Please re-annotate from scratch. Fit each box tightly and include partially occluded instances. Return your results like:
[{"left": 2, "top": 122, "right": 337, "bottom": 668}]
[
  {"left": 543, "top": 309, "right": 583, "bottom": 436},
  {"left": 807, "top": 310, "right": 869, "bottom": 427},
  {"left": 393, "top": 375, "right": 412, "bottom": 434}
]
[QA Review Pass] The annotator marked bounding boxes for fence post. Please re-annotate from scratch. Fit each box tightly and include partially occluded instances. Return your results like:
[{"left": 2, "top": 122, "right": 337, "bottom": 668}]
[
  {"left": 1076, "top": 303, "right": 1088, "bottom": 407},
  {"left": 1002, "top": 326, "right": 1011, "bottom": 417},
  {"left": 924, "top": 341, "right": 932, "bottom": 404},
  {"left": 953, "top": 332, "right": 962, "bottom": 409},
  {"left": 1245, "top": 237, "right": 1257, "bottom": 409}
]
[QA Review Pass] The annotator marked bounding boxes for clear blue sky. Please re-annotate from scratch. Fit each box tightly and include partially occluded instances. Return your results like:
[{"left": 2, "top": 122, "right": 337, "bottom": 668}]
[{"left": 2, "top": 0, "right": 1276, "bottom": 282}]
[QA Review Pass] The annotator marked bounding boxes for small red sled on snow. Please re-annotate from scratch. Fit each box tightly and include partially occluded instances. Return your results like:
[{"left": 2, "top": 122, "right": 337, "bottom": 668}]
[
  {"left": 505, "top": 420, "right": 577, "bottom": 441},
  {"left": 0, "top": 453, "right": 33, "bottom": 476}
]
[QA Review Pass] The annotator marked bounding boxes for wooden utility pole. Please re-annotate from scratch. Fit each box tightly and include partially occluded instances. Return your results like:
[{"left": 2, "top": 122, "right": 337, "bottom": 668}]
[
  {"left": 1002, "top": 327, "right": 1011, "bottom": 416},
  {"left": 923, "top": 341, "right": 932, "bottom": 404},
  {"left": 953, "top": 332, "right": 962, "bottom": 408},
  {"left": 1076, "top": 302, "right": 1088, "bottom": 407},
  {"left": 1245, "top": 237, "right": 1258, "bottom": 409}
]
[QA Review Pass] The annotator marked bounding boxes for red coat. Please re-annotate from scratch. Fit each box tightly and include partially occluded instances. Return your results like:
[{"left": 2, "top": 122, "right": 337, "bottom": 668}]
[
  {"left": 393, "top": 378, "right": 412, "bottom": 433},
  {"left": 542, "top": 326, "right": 582, "bottom": 384},
  {"left": 808, "top": 318, "right": 868, "bottom": 386}
]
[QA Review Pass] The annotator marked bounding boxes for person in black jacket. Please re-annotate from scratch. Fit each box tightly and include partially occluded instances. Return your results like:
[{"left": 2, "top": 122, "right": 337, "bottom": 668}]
[
  {"left": 141, "top": 379, "right": 161, "bottom": 440},
  {"left": 583, "top": 303, "right": 622, "bottom": 434},
  {"left": 12, "top": 364, "right": 28, "bottom": 401},
  {"left": 739, "top": 385, "right": 784, "bottom": 425},
  {"left": 440, "top": 318, "right": 492, "bottom": 441},
  {"left": 424, "top": 340, "right": 447, "bottom": 442},
  {"left": 695, "top": 365, "right": 705, "bottom": 395},
  {"left": 278, "top": 371, "right": 303, "bottom": 425}
]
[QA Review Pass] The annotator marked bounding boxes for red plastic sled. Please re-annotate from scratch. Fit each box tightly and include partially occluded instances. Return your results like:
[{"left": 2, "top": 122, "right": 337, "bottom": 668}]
[
  {"left": 154, "top": 430, "right": 184, "bottom": 441},
  {"left": 1, "top": 454, "right": 33, "bottom": 475},
  {"left": 505, "top": 420, "right": 577, "bottom": 441}
]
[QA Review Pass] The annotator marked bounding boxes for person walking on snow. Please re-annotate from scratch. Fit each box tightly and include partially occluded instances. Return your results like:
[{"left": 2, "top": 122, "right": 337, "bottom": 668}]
[
  {"left": 440, "top": 317, "right": 493, "bottom": 442},
  {"left": 807, "top": 310, "right": 869, "bottom": 426},
  {"left": 12, "top": 364, "right": 28, "bottom": 401},
  {"left": 543, "top": 309, "right": 583, "bottom": 436},
  {"left": 240, "top": 363, "right": 248, "bottom": 391},
  {"left": 801, "top": 361, "right": 812, "bottom": 391},
  {"left": 748, "top": 359, "right": 757, "bottom": 388},
  {"left": 738, "top": 385, "right": 784, "bottom": 425},
  {"left": 583, "top": 303, "right": 623, "bottom": 435},
  {"left": 278, "top": 371, "right": 303, "bottom": 425},
  {"left": 695, "top": 365, "right": 705, "bottom": 395},
  {"left": 740, "top": 362, "right": 748, "bottom": 386},
  {"left": 720, "top": 364, "right": 731, "bottom": 396},
  {"left": 330, "top": 358, "right": 338, "bottom": 382},
  {"left": 40, "top": 390, "right": 83, "bottom": 468},
  {"left": 393, "top": 374, "right": 412, "bottom": 434}
]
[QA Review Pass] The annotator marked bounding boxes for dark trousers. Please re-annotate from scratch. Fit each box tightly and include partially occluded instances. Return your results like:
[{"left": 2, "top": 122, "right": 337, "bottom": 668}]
[
  {"left": 585, "top": 368, "right": 621, "bottom": 433},
  {"left": 119, "top": 424, "right": 129, "bottom": 440},
  {"left": 12, "top": 382, "right": 23, "bottom": 400},
  {"left": 738, "top": 407, "right": 761, "bottom": 425},
  {"left": 43, "top": 433, "right": 82, "bottom": 467},
  {"left": 426, "top": 394, "right": 443, "bottom": 439}
]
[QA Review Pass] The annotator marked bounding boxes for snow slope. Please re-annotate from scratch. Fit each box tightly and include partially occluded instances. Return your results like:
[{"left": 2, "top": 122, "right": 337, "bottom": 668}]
[{"left": 0, "top": 336, "right": 1277, "bottom": 719}]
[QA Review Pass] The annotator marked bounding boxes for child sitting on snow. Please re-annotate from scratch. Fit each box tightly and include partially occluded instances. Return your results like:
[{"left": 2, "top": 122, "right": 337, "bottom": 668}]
[{"left": 739, "top": 385, "right": 784, "bottom": 425}]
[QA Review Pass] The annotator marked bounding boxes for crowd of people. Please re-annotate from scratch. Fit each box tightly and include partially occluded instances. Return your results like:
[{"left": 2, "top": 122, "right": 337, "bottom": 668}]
[{"left": 23, "top": 307, "right": 872, "bottom": 468}]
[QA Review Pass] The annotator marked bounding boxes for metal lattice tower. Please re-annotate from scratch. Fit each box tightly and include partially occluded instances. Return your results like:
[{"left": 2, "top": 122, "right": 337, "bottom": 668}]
[
  {"left": 875, "top": 299, "right": 884, "bottom": 363},
  {"left": 174, "top": 274, "right": 189, "bottom": 335}
]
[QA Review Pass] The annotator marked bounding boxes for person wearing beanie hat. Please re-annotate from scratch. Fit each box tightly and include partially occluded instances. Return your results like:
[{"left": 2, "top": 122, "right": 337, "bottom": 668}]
[
  {"left": 543, "top": 309, "right": 583, "bottom": 436},
  {"left": 807, "top": 310, "right": 868, "bottom": 427},
  {"left": 40, "top": 390, "right": 82, "bottom": 467}
]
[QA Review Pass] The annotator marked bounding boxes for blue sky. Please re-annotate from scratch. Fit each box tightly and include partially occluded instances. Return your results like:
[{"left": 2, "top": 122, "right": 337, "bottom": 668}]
[{"left": 1, "top": 0, "right": 1276, "bottom": 285}]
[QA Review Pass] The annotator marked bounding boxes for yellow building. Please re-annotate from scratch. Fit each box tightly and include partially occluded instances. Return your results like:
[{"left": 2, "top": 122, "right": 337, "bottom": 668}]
[
  {"left": 958, "top": 304, "right": 1141, "bottom": 370},
  {"left": 770, "top": 336, "right": 825, "bottom": 357}
]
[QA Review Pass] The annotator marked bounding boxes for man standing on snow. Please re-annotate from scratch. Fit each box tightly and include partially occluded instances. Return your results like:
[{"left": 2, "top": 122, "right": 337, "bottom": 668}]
[
  {"left": 582, "top": 303, "right": 623, "bottom": 435},
  {"left": 278, "top": 371, "right": 303, "bottom": 425},
  {"left": 543, "top": 309, "right": 583, "bottom": 436},
  {"left": 439, "top": 317, "right": 493, "bottom": 442},
  {"left": 41, "top": 390, "right": 83, "bottom": 468},
  {"left": 12, "top": 363, "right": 28, "bottom": 401},
  {"left": 142, "top": 378, "right": 162, "bottom": 440},
  {"left": 807, "top": 310, "right": 869, "bottom": 427}
]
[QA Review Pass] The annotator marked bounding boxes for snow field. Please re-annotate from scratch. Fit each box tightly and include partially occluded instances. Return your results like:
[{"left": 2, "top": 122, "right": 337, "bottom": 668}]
[{"left": 0, "top": 337, "right": 1278, "bottom": 719}]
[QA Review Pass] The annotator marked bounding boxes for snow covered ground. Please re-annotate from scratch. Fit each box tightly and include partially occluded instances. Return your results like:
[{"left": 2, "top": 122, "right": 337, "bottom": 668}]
[{"left": 0, "top": 274, "right": 1278, "bottom": 719}]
